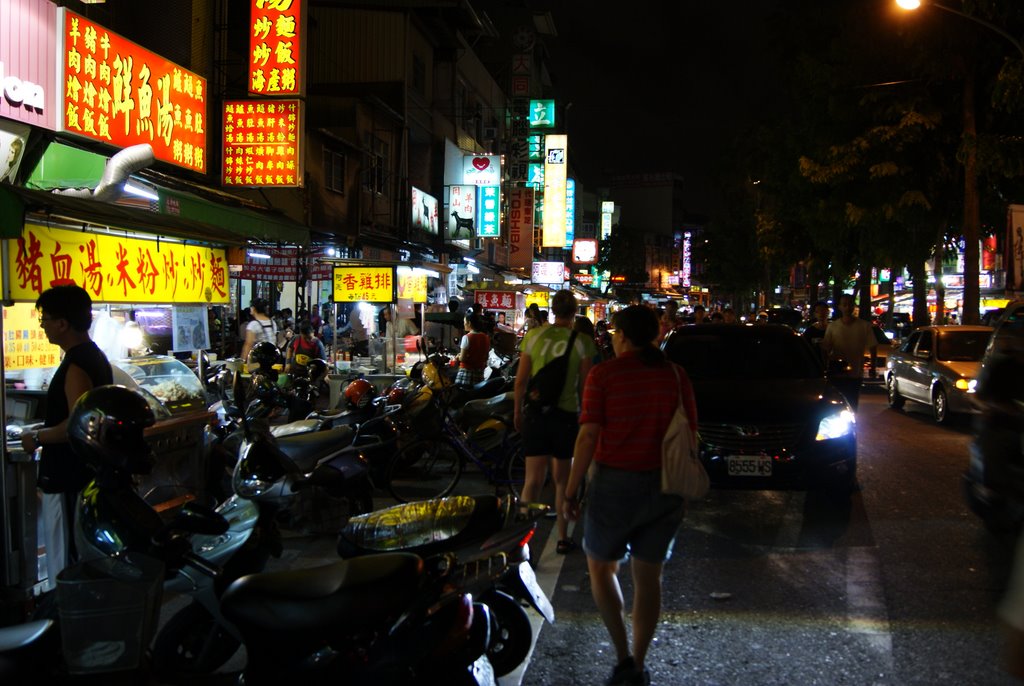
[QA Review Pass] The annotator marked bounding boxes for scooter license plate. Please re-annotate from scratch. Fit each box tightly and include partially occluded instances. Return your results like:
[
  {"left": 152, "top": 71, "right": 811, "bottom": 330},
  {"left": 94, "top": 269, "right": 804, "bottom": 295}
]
[
  {"left": 515, "top": 561, "right": 554, "bottom": 624},
  {"left": 726, "top": 455, "right": 772, "bottom": 477}
]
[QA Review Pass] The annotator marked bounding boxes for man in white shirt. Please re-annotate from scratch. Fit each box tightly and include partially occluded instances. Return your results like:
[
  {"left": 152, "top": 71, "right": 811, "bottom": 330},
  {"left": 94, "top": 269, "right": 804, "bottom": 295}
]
[{"left": 822, "top": 293, "right": 877, "bottom": 410}]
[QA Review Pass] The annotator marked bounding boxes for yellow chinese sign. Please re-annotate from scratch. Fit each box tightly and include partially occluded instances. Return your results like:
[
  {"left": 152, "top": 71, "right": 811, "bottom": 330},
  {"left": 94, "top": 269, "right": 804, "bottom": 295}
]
[
  {"left": 60, "top": 10, "right": 208, "bottom": 173},
  {"left": 332, "top": 267, "right": 394, "bottom": 303},
  {"left": 397, "top": 272, "right": 427, "bottom": 303},
  {"left": 3, "top": 303, "right": 62, "bottom": 371},
  {"left": 8, "top": 224, "right": 229, "bottom": 305},
  {"left": 222, "top": 99, "right": 301, "bottom": 186},
  {"left": 249, "top": 0, "right": 302, "bottom": 95}
]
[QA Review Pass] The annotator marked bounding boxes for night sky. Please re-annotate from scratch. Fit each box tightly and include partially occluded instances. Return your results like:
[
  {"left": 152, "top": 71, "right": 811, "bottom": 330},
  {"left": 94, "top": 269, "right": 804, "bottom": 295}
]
[{"left": 542, "top": 1, "right": 785, "bottom": 217}]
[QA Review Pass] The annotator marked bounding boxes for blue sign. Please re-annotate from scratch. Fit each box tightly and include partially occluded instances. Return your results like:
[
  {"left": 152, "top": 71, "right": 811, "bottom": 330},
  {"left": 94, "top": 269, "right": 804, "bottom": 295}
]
[{"left": 477, "top": 185, "right": 501, "bottom": 238}]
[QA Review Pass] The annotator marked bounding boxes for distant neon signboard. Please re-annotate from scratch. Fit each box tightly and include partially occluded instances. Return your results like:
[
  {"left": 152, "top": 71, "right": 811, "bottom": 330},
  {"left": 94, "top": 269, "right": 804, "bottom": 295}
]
[
  {"left": 573, "top": 238, "right": 598, "bottom": 265},
  {"left": 249, "top": 0, "right": 303, "bottom": 95},
  {"left": 462, "top": 154, "right": 500, "bottom": 186},
  {"left": 411, "top": 187, "right": 439, "bottom": 235},
  {"left": 59, "top": 10, "right": 208, "bottom": 173},
  {"left": 564, "top": 178, "right": 576, "bottom": 250},
  {"left": 529, "top": 99, "right": 555, "bottom": 128},
  {"left": 448, "top": 185, "right": 476, "bottom": 242},
  {"left": 542, "top": 134, "right": 567, "bottom": 248},
  {"left": 222, "top": 99, "right": 301, "bottom": 186},
  {"left": 532, "top": 261, "right": 564, "bottom": 285}
]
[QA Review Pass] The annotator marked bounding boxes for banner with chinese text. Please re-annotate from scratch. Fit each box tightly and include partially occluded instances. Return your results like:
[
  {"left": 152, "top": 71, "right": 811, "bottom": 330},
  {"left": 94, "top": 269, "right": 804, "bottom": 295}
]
[
  {"left": 477, "top": 186, "right": 500, "bottom": 238},
  {"left": 3, "top": 303, "right": 62, "bottom": 371},
  {"left": 474, "top": 291, "right": 518, "bottom": 311},
  {"left": 397, "top": 271, "right": 427, "bottom": 303},
  {"left": 249, "top": 0, "right": 303, "bottom": 96},
  {"left": 222, "top": 99, "right": 301, "bottom": 187},
  {"left": 59, "top": 10, "right": 208, "bottom": 173},
  {"left": 332, "top": 266, "right": 394, "bottom": 303},
  {"left": 447, "top": 185, "right": 476, "bottom": 242},
  {"left": 8, "top": 224, "right": 229, "bottom": 304}
]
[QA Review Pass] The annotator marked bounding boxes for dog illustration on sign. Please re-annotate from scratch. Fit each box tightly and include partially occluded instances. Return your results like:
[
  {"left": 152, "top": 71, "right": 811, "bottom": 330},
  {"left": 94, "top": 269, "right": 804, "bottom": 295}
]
[{"left": 450, "top": 211, "right": 475, "bottom": 239}]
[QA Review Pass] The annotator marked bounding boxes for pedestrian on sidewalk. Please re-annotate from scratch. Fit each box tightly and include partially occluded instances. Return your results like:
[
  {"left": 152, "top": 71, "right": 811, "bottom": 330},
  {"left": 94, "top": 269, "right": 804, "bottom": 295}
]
[
  {"left": 564, "top": 305, "right": 698, "bottom": 686},
  {"left": 822, "top": 293, "right": 876, "bottom": 410}
]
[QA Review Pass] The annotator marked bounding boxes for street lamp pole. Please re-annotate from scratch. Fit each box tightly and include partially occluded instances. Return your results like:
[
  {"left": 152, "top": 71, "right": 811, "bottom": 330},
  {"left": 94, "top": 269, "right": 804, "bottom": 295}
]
[{"left": 896, "top": 0, "right": 1024, "bottom": 324}]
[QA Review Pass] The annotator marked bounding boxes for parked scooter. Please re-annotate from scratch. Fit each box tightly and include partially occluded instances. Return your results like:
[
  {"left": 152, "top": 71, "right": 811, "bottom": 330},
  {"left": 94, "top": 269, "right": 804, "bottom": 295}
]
[
  {"left": 66, "top": 384, "right": 282, "bottom": 679},
  {"left": 336, "top": 494, "right": 554, "bottom": 677},
  {"left": 220, "top": 551, "right": 497, "bottom": 685}
]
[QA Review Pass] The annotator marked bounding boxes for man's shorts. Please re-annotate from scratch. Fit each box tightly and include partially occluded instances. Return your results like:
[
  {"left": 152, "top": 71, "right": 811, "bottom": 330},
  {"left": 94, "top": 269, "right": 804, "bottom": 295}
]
[
  {"left": 521, "top": 406, "right": 578, "bottom": 459},
  {"left": 583, "top": 464, "right": 685, "bottom": 563}
]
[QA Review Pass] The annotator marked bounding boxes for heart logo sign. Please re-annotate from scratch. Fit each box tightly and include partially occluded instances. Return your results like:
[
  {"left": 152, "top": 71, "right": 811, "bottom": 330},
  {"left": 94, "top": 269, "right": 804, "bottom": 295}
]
[{"left": 472, "top": 157, "right": 490, "bottom": 171}]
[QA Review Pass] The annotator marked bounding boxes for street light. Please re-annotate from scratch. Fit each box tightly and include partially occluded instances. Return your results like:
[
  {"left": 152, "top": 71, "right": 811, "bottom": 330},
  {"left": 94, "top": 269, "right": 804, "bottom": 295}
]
[
  {"left": 896, "top": 0, "right": 1024, "bottom": 324},
  {"left": 896, "top": 0, "right": 1024, "bottom": 59}
]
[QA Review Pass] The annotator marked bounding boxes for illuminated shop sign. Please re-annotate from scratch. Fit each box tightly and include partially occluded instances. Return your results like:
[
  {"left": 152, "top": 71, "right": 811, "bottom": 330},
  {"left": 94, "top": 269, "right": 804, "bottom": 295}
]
[
  {"left": 332, "top": 266, "right": 395, "bottom": 303},
  {"left": 529, "top": 99, "right": 555, "bottom": 128},
  {"left": 508, "top": 187, "right": 534, "bottom": 271},
  {"left": 475, "top": 291, "right": 516, "bottom": 310},
  {"left": 59, "top": 10, "right": 207, "bottom": 173},
  {"left": 478, "top": 185, "right": 500, "bottom": 238},
  {"left": 0, "top": 0, "right": 58, "bottom": 130},
  {"left": 9, "top": 224, "right": 228, "bottom": 304},
  {"left": 542, "top": 134, "right": 567, "bottom": 248},
  {"left": 462, "top": 154, "right": 500, "bottom": 186},
  {"left": 249, "top": 0, "right": 303, "bottom": 95},
  {"left": 222, "top": 99, "right": 301, "bottom": 187},
  {"left": 3, "top": 303, "right": 62, "bottom": 371},
  {"left": 448, "top": 185, "right": 476, "bottom": 242},
  {"left": 532, "top": 261, "right": 564, "bottom": 285},
  {"left": 396, "top": 270, "right": 427, "bottom": 303},
  {"left": 573, "top": 238, "right": 598, "bottom": 265},
  {"left": 564, "top": 178, "right": 576, "bottom": 250},
  {"left": 411, "top": 187, "right": 439, "bottom": 235},
  {"left": 681, "top": 231, "right": 692, "bottom": 288}
]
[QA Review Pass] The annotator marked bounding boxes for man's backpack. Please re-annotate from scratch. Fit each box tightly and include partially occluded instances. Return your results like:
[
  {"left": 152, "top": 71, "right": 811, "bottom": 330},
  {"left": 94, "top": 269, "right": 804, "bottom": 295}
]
[{"left": 525, "top": 330, "right": 579, "bottom": 413}]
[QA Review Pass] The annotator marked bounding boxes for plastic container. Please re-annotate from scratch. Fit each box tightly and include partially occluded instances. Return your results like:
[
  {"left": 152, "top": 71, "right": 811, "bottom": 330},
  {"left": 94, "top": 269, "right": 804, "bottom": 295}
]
[{"left": 56, "top": 553, "right": 165, "bottom": 674}]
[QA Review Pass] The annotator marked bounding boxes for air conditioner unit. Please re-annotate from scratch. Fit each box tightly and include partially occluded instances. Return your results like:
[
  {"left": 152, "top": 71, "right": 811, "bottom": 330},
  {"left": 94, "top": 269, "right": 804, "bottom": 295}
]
[{"left": 483, "top": 126, "right": 498, "bottom": 140}]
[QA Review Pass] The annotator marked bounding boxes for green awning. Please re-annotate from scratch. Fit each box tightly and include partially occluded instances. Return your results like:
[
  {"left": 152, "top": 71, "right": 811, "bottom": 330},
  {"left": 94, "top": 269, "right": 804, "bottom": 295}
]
[
  {"left": 0, "top": 185, "right": 245, "bottom": 245},
  {"left": 157, "top": 187, "right": 310, "bottom": 246}
]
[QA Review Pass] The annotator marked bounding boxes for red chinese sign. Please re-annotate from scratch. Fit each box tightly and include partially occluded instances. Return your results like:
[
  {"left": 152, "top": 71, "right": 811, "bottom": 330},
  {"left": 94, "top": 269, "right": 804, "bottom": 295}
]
[
  {"left": 474, "top": 291, "right": 517, "bottom": 311},
  {"left": 8, "top": 225, "right": 229, "bottom": 304},
  {"left": 249, "top": 0, "right": 302, "bottom": 96},
  {"left": 222, "top": 100, "right": 301, "bottom": 187},
  {"left": 60, "top": 10, "right": 207, "bottom": 173}
]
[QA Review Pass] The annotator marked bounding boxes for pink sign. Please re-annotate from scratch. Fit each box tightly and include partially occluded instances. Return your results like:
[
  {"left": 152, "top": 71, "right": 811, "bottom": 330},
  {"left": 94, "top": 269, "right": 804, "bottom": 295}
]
[{"left": 0, "top": 0, "right": 58, "bottom": 130}]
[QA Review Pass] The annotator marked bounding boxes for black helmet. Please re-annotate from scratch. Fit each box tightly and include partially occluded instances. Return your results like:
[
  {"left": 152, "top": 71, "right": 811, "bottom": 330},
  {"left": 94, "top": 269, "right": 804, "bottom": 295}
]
[
  {"left": 67, "top": 385, "right": 157, "bottom": 474},
  {"left": 306, "top": 357, "right": 328, "bottom": 384},
  {"left": 248, "top": 341, "right": 283, "bottom": 380}
]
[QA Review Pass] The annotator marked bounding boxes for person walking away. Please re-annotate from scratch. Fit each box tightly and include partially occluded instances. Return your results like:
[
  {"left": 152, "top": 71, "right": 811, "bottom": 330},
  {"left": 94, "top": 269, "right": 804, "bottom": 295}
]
[
  {"left": 575, "top": 315, "right": 604, "bottom": 366},
  {"left": 564, "top": 305, "right": 697, "bottom": 686},
  {"left": 514, "top": 290, "right": 597, "bottom": 555},
  {"left": 240, "top": 298, "right": 278, "bottom": 364},
  {"left": 822, "top": 293, "right": 876, "bottom": 410},
  {"left": 455, "top": 313, "right": 491, "bottom": 386},
  {"left": 286, "top": 322, "right": 327, "bottom": 376},
  {"left": 20, "top": 285, "right": 113, "bottom": 590}
]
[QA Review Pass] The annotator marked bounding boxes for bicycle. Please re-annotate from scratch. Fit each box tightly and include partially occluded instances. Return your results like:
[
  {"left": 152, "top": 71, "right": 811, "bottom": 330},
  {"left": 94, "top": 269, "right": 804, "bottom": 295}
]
[{"left": 386, "top": 383, "right": 525, "bottom": 503}]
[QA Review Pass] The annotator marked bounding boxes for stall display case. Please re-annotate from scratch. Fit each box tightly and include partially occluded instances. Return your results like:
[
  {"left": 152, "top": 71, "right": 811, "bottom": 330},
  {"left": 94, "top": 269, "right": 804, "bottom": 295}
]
[
  {"left": 112, "top": 356, "right": 206, "bottom": 415},
  {"left": 111, "top": 356, "right": 213, "bottom": 503}
]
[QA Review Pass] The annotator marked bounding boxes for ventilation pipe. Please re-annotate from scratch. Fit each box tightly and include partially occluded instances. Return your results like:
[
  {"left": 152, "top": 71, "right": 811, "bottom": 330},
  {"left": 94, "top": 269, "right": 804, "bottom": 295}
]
[{"left": 51, "top": 143, "right": 155, "bottom": 201}]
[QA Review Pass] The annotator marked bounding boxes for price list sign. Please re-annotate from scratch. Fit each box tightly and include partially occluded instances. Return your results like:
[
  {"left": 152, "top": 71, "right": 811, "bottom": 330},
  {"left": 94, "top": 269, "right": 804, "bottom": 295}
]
[{"left": 222, "top": 99, "right": 301, "bottom": 187}]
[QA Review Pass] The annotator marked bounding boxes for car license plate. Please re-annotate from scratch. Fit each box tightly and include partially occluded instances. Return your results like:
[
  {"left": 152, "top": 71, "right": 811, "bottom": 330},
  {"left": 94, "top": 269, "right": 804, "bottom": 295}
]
[{"left": 726, "top": 455, "right": 772, "bottom": 477}]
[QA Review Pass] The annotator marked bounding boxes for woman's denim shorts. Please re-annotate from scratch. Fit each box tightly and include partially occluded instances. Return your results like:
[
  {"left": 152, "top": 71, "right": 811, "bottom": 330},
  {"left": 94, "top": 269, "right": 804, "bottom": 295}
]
[{"left": 583, "top": 463, "right": 686, "bottom": 563}]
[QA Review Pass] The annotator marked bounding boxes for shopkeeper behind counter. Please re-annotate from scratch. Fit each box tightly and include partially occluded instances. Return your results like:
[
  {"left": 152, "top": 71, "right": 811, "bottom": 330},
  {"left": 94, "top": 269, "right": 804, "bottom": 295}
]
[{"left": 20, "top": 285, "right": 113, "bottom": 587}]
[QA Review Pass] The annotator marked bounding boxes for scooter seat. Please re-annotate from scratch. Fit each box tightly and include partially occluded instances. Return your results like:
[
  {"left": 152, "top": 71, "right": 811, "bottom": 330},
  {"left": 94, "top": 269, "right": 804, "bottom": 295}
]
[
  {"left": 458, "top": 392, "right": 514, "bottom": 427},
  {"left": 338, "top": 494, "right": 502, "bottom": 557},
  {"left": 276, "top": 425, "right": 355, "bottom": 472},
  {"left": 221, "top": 552, "right": 423, "bottom": 634}
]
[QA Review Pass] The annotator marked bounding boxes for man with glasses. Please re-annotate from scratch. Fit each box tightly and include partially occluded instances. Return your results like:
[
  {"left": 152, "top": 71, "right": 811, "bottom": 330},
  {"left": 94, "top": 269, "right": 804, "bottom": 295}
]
[{"left": 21, "top": 285, "right": 112, "bottom": 589}]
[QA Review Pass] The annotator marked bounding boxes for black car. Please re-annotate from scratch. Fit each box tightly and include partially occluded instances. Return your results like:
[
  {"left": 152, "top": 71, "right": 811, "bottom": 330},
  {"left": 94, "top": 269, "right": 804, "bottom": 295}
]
[{"left": 662, "top": 324, "right": 857, "bottom": 495}]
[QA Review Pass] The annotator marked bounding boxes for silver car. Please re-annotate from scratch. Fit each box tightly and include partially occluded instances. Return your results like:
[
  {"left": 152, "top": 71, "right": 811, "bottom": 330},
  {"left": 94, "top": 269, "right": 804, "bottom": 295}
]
[{"left": 885, "top": 325, "right": 993, "bottom": 423}]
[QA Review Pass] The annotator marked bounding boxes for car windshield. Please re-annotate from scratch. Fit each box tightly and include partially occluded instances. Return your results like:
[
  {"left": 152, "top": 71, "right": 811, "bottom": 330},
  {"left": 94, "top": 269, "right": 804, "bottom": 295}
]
[
  {"left": 665, "top": 330, "right": 822, "bottom": 380},
  {"left": 936, "top": 330, "right": 991, "bottom": 362}
]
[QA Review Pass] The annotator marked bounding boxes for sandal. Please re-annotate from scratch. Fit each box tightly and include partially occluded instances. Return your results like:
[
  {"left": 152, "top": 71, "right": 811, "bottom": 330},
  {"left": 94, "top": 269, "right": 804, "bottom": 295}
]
[{"left": 556, "top": 539, "right": 577, "bottom": 555}]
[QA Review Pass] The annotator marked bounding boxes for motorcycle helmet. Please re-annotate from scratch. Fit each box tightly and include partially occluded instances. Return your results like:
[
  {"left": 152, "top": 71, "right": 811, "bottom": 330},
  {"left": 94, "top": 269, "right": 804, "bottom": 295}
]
[
  {"left": 67, "top": 384, "right": 157, "bottom": 474},
  {"left": 345, "top": 378, "right": 377, "bottom": 410},
  {"left": 248, "top": 340, "right": 283, "bottom": 381}
]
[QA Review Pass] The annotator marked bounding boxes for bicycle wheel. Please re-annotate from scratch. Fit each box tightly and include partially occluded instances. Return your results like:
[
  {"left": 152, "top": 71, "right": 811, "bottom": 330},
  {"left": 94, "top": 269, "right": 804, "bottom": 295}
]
[
  {"left": 503, "top": 434, "right": 526, "bottom": 498},
  {"left": 387, "top": 438, "right": 463, "bottom": 502}
]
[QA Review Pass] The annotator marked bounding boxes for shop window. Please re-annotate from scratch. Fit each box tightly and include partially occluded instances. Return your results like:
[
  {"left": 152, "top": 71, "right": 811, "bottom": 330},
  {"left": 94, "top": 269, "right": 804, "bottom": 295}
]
[{"left": 323, "top": 147, "right": 345, "bottom": 194}]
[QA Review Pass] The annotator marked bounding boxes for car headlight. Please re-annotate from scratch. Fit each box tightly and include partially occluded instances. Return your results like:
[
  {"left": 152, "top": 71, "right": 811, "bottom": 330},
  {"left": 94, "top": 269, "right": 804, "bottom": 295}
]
[
  {"left": 955, "top": 378, "right": 977, "bottom": 393},
  {"left": 816, "top": 409, "right": 856, "bottom": 441}
]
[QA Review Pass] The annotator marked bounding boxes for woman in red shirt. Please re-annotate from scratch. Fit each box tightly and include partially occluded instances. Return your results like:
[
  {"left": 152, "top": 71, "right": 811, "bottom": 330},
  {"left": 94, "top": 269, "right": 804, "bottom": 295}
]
[
  {"left": 565, "top": 305, "right": 698, "bottom": 686},
  {"left": 455, "top": 312, "right": 490, "bottom": 386}
]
